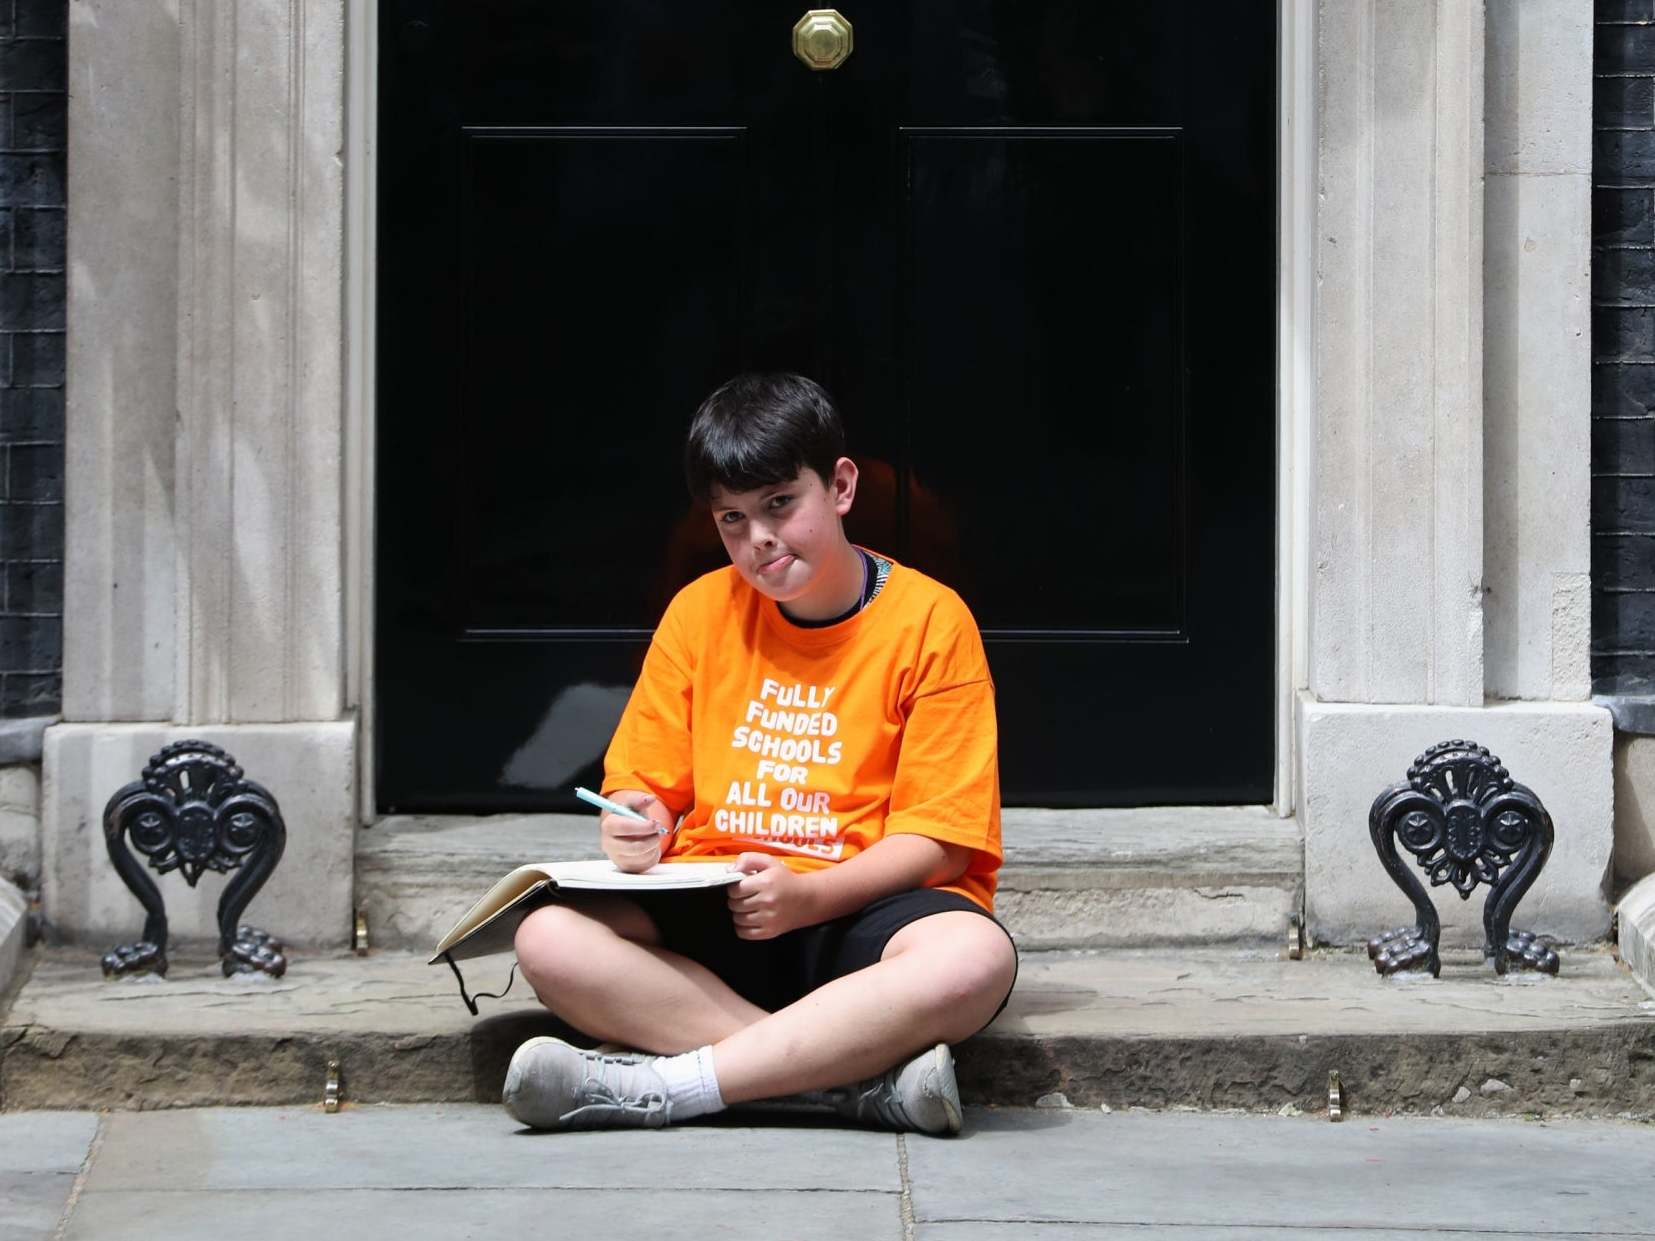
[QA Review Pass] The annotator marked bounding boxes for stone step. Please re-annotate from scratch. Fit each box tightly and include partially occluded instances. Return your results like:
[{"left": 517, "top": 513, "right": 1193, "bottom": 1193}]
[
  {"left": 356, "top": 807, "right": 1303, "bottom": 953},
  {"left": 4, "top": 944, "right": 1652, "bottom": 1118}
]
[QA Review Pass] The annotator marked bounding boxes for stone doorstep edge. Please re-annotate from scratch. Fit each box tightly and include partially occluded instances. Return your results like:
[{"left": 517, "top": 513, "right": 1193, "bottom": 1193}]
[
  {"left": 3, "top": 1020, "right": 1651, "bottom": 1119},
  {"left": 357, "top": 877, "right": 1302, "bottom": 954},
  {"left": 1619, "top": 874, "right": 1655, "bottom": 1001},
  {"left": 0, "top": 879, "right": 25, "bottom": 1001}
]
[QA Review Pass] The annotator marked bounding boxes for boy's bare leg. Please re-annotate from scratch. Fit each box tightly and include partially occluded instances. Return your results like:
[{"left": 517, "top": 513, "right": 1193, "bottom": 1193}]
[
  {"left": 515, "top": 902, "right": 1016, "bottom": 1103},
  {"left": 515, "top": 898, "right": 768, "bottom": 1051},
  {"left": 712, "top": 911, "right": 1016, "bottom": 1104}
]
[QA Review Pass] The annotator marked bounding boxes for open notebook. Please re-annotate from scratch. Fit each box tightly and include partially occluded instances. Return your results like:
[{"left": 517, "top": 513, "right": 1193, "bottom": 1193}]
[{"left": 429, "top": 860, "right": 743, "bottom": 1013}]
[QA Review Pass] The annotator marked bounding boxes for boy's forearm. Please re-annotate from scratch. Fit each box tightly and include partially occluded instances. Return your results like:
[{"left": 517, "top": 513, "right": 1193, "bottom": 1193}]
[{"left": 801, "top": 833, "right": 971, "bottom": 924}]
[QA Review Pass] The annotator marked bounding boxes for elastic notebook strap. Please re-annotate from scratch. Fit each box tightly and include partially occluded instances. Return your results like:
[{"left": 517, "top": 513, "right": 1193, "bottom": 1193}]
[{"left": 444, "top": 952, "right": 519, "bottom": 1016}]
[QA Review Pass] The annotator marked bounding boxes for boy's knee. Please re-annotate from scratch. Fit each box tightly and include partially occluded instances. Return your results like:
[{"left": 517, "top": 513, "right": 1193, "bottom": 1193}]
[
  {"left": 951, "top": 925, "right": 1017, "bottom": 1004},
  {"left": 889, "top": 914, "right": 1017, "bottom": 1015},
  {"left": 514, "top": 904, "right": 604, "bottom": 987}
]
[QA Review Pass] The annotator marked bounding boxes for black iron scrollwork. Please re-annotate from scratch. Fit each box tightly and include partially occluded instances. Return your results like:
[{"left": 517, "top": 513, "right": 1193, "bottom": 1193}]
[
  {"left": 101, "top": 740, "right": 289, "bottom": 979},
  {"left": 1367, "top": 739, "right": 1557, "bottom": 978}
]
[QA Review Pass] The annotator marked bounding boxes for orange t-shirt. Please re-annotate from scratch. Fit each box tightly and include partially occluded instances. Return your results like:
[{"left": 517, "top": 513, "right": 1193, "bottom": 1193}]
[{"left": 602, "top": 554, "right": 1002, "bottom": 910}]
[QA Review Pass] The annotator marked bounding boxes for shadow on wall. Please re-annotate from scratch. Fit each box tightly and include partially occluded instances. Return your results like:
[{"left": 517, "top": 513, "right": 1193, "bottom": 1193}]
[{"left": 1612, "top": 732, "right": 1655, "bottom": 898}]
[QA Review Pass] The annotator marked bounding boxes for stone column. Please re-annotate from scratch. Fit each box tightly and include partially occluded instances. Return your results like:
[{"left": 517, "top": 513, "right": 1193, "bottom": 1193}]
[
  {"left": 1300, "top": 1, "right": 1610, "bottom": 946},
  {"left": 1482, "top": 2, "right": 1593, "bottom": 705},
  {"left": 60, "top": 0, "right": 178, "bottom": 722},
  {"left": 1311, "top": 0, "right": 1486, "bottom": 707},
  {"left": 46, "top": 0, "right": 354, "bottom": 949}
]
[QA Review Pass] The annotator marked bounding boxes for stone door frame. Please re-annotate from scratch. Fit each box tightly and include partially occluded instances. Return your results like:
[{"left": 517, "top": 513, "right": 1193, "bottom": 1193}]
[
  {"left": 343, "top": 0, "right": 1316, "bottom": 824},
  {"left": 52, "top": 1, "right": 1611, "bottom": 950}
]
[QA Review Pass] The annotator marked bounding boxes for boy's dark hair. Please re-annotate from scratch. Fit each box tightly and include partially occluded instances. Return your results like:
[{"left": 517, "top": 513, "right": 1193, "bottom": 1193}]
[{"left": 684, "top": 372, "right": 846, "bottom": 504}]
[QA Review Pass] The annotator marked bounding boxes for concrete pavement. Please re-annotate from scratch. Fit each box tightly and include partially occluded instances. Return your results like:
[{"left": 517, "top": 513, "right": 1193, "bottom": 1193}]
[{"left": 6, "top": 1105, "right": 1654, "bottom": 1240}]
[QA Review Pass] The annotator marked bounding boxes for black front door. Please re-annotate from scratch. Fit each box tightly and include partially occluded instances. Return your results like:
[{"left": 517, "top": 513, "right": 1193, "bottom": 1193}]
[{"left": 376, "top": 1, "right": 1276, "bottom": 811}]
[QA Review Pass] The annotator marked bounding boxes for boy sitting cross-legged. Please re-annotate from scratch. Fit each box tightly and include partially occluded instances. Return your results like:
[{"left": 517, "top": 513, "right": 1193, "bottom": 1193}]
[{"left": 505, "top": 372, "right": 1017, "bottom": 1136}]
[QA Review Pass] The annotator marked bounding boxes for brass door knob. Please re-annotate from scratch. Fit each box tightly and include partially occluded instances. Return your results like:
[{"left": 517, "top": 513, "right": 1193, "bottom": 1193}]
[{"left": 793, "top": 9, "right": 853, "bottom": 71}]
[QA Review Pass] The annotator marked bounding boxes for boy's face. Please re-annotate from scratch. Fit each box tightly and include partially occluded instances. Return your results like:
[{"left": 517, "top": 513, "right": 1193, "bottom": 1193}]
[{"left": 709, "top": 459, "right": 860, "bottom": 611}]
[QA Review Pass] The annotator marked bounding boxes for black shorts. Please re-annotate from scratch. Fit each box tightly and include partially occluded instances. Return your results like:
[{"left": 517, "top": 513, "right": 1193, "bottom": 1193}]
[{"left": 628, "top": 886, "right": 1018, "bottom": 1027}]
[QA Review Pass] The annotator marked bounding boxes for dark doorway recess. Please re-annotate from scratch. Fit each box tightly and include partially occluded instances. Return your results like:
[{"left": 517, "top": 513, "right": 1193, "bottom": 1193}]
[{"left": 376, "top": 1, "right": 1276, "bottom": 811}]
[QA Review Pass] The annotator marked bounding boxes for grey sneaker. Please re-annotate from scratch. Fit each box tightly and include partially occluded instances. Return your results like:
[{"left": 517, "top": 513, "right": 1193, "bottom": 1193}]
[
  {"left": 826, "top": 1043, "right": 963, "bottom": 1136},
  {"left": 502, "top": 1036, "right": 672, "bottom": 1130}
]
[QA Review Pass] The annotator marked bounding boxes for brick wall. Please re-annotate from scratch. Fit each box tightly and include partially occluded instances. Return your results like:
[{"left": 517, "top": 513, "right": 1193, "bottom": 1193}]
[{"left": 0, "top": 0, "right": 64, "bottom": 719}]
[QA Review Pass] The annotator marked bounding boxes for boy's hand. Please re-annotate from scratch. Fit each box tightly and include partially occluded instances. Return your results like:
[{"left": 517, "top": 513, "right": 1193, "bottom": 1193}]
[
  {"left": 728, "top": 853, "right": 820, "bottom": 940},
  {"left": 599, "top": 791, "right": 670, "bottom": 873}
]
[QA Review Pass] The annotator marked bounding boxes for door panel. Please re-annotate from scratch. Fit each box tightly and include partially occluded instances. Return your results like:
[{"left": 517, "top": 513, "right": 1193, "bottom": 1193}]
[
  {"left": 459, "top": 128, "right": 748, "bottom": 631},
  {"left": 903, "top": 129, "right": 1185, "bottom": 633},
  {"left": 377, "top": 1, "right": 1276, "bottom": 810}
]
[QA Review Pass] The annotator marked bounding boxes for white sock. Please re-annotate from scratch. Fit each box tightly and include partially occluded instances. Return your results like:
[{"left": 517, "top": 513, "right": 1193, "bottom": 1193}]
[{"left": 652, "top": 1046, "right": 726, "bottom": 1120}]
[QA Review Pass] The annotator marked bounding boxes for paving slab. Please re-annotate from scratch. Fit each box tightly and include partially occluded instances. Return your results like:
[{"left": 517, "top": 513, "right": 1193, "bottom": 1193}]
[
  {"left": 0, "top": 1111, "right": 99, "bottom": 1241},
  {"left": 83, "top": 1103, "right": 899, "bottom": 1193},
  {"left": 4, "top": 947, "right": 1653, "bottom": 1117},
  {"left": 3, "top": 1176, "right": 81, "bottom": 1241},
  {"left": 915, "top": 1230, "right": 1640, "bottom": 1240},
  {"left": 61, "top": 1187, "right": 903, "bottom": 1241},
  {"left": 0, "top": 1110, "right": 100, "bottom": 1171},
  {"left": 905, "top": 1111, "right": 1655, "bottom": 1236},
  {"left": 42, "top": 1105, "right": 1655, "bottom": 1241}
]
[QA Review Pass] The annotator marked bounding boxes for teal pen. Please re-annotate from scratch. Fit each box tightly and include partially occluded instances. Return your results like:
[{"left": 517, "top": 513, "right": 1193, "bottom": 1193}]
[{"left": 574, "top": 786, "right": 670, "bottom": 835}]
